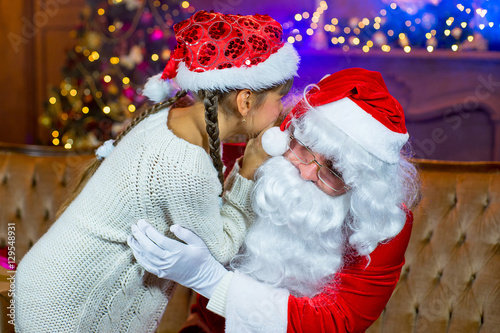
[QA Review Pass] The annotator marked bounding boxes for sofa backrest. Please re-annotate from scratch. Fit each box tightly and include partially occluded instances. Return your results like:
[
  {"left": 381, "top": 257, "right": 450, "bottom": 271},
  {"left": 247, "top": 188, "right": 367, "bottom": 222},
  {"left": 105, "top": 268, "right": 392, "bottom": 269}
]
[
  {"left": 0, "top": 144, "right": 94, "bottom": 261},
  {"left": 367, "top": 160, "right": 500, "bottom": 333},
  {"left": 1, "top": 144, "right": 499, "bottom": 332}
]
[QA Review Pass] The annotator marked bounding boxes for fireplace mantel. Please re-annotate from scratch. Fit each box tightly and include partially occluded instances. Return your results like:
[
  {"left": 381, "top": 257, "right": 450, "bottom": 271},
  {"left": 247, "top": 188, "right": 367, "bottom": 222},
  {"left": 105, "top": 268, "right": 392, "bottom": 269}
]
[{"left": 296, "top": 49, "right": 500, "bottom": 161}]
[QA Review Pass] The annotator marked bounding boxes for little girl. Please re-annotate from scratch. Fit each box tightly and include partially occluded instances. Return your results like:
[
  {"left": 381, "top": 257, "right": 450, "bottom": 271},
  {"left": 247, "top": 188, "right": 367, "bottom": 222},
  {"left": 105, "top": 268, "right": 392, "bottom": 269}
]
[{"left": 14, "top": 10, "right": 299, "bottom": 332}]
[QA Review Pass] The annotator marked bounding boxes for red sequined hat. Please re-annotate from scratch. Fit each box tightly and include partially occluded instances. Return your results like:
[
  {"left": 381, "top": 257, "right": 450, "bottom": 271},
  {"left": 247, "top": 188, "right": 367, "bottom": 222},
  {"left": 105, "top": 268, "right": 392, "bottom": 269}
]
[{"left": 143, "top": 10, "right": 300, "bottom": 103}]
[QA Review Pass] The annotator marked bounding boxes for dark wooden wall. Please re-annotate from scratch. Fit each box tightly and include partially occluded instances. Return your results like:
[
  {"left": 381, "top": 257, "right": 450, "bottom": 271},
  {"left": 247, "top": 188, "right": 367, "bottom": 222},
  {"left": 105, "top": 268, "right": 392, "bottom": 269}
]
[{"left": 0, "top": 0, "right": 85, "bottom": 144}]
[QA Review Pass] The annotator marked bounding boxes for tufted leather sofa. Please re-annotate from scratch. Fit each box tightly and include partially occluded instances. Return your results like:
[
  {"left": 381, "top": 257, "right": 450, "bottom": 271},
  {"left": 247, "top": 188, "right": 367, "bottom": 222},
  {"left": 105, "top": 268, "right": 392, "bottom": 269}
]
[{"left": 1, "top": 143, "right": 499, "bottom": 333}]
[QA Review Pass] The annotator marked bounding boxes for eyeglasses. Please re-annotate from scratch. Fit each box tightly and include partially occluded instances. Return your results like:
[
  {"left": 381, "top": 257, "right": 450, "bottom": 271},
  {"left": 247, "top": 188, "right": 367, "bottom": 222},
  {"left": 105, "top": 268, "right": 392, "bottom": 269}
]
[{"left": 288, "top": 135, "right": 349, "bottom": 193}]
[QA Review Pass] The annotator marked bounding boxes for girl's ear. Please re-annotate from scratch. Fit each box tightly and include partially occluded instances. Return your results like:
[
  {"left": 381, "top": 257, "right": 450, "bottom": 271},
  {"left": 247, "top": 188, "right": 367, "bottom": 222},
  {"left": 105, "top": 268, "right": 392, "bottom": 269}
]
[{"left": 235, "top": 89, "right": 253, "bottom": 117}]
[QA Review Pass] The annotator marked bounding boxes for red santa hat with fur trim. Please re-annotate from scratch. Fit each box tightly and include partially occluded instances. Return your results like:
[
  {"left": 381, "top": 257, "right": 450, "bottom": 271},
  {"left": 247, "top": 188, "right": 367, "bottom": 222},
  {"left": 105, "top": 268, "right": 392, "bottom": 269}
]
[
  {"left": 142, "top": 10, "right": 300, "bottom": 102},
  {"left": 262, "top": 68, "right": 409, "bottom": 164}
]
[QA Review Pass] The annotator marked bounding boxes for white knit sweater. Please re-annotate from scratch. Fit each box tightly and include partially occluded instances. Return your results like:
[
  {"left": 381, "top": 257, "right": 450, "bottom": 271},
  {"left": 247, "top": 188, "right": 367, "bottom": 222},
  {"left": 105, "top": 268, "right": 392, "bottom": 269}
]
[{"left": 14, "top": 108, "right": 254, "bottom": 332}]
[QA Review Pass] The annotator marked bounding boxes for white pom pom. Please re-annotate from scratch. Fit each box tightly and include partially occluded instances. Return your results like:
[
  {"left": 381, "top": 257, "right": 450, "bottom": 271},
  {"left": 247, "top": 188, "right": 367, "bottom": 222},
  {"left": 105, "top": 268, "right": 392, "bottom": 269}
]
[
  {"left": 262, "top": 127, "right": 289, "bottom": 156},
  {"left": 95, "top": 139, "right": 115, "bottom": 160},
  {"left": 142, "top": 73, "right": 180, "bottom": 103}
]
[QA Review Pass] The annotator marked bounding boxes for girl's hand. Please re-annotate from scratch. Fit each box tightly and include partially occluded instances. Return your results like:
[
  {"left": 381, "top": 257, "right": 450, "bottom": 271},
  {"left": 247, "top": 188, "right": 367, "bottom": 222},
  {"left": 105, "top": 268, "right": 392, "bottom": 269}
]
[{"left": 239, "top": 126, "right": 271, "bottom": 180}]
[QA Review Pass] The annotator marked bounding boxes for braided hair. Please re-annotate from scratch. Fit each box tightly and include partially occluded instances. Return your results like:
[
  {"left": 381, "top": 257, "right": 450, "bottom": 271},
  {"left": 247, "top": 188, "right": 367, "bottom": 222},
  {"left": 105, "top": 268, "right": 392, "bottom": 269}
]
[
  {"left": 57, "top": 90, "right": 187, "bottom": 217},
  {"left": 201, "top": 90, "right": 225, "bottom": 195}
]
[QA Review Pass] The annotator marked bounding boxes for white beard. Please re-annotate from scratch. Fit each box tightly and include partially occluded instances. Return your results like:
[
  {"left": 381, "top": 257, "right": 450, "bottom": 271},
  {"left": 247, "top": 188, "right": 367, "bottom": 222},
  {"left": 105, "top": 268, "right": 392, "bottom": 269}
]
[{"left": 231, "top": 156, "right": 351, "bottom": 297}]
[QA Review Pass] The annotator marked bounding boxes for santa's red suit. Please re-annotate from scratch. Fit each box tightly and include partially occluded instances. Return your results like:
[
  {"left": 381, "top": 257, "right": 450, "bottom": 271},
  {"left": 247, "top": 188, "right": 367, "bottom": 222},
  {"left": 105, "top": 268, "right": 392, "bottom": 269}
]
[{"left": 183, "top": 211, "right": 413, "bottom": 333}]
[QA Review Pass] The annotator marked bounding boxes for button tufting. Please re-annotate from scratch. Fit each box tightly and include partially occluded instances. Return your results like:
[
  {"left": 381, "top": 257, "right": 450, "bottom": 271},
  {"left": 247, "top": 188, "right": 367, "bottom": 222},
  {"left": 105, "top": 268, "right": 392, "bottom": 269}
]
[
  {"left": 15, "top": 207, "right": 22, "bottom": 219},
  {"left": 450, "top": 194, "right": 457, "bottom": 207},
  {"left": 457, "top": 233, "right": 466, "bottom": 245},
  {"left": 425, "top": 230, "right": 433, "bottom": 242},
  {"left": 2, "top": 175, "right": 7, "bottom": 185}
]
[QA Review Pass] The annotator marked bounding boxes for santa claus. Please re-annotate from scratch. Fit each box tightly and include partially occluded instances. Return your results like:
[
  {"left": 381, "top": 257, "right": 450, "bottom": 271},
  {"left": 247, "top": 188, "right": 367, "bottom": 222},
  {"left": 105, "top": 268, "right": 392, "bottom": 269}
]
[{"left": 128, "top": 68, "right": 420, "bottom": 333}]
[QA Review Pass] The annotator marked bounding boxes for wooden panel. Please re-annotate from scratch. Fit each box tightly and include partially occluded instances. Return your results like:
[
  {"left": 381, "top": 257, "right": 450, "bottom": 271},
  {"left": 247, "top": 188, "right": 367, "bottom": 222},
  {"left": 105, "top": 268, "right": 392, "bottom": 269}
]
[
  {"left": 0, "top": 0, "right": 85, "bottom": 145},
  {"left": 0, "top": 0, "right": 34, "bottom": 144}
]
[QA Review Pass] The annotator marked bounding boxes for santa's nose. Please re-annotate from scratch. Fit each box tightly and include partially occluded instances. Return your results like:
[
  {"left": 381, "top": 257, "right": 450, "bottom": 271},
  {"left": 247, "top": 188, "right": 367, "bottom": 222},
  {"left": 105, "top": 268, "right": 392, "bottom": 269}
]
[{"left": 298, "top": 163, "right": 319, "bottom": 182}]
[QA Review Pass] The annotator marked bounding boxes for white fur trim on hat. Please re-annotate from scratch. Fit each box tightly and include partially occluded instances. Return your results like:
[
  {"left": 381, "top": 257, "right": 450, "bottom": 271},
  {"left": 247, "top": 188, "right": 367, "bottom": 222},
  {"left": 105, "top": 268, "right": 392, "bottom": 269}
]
[
  {"left": 174, "top": 43, "right": 299, "bottom": 92},
  {"left": 142, "top": 73, "right": 181, "bottom": 103},
  {"left": 262, "top": 126, "right": 289, "bottom": 156},
  {"left": 306, "top": 98, "right": 409, "bottom": 164}
]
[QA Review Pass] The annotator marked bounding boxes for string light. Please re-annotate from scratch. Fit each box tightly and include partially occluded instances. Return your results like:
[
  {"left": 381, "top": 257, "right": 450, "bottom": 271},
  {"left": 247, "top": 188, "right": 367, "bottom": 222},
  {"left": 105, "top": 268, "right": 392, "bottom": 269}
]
[{"left": 284, "top": 0, "right": 498, "bottom": 55}]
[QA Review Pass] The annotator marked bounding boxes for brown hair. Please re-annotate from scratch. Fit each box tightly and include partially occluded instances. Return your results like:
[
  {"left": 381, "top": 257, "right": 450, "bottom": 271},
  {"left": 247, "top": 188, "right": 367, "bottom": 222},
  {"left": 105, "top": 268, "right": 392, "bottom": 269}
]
[
  {"left": 198, "top": 78, "right": 294, "bottom": 195},
  {"left": 56, "top": 90, "right": 187, "bottom": 217}
]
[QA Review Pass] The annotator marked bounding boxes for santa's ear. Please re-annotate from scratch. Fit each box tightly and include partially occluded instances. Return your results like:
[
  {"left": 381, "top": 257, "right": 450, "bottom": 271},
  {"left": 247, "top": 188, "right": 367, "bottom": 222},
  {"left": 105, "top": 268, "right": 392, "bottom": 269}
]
[{"left": 235, "top": 89, "right": 252, "bottom": 117}]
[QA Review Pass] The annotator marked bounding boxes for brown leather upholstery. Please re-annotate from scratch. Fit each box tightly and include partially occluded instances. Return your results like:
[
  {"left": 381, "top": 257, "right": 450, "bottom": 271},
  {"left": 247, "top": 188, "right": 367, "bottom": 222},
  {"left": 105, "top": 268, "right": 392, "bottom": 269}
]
[
  {"left": 367, "top": 160, "right": 500, "bottom": 333},
  {"left": 1, "top": 144, "right": 499, "bottom": 333}
]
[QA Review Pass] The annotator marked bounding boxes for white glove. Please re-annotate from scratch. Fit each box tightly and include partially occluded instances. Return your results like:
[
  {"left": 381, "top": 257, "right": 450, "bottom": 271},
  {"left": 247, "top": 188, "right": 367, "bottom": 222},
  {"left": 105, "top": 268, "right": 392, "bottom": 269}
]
[{"left": 127, "top": 220, "right": 228, "bottom": 299}]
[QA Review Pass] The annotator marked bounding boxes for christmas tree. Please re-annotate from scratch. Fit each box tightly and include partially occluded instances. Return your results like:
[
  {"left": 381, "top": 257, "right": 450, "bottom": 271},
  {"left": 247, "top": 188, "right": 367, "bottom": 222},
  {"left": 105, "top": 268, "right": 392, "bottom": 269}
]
[{"left": 40, "top": 0, "right": 195, "bottom": 149}]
